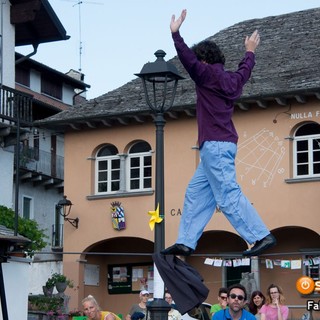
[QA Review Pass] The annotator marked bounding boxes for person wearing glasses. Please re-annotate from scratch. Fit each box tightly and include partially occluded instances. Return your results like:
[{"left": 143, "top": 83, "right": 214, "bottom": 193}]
[
  {"left": 213, "top": 284, "right": 255, "bottom": 320},
  {"left": 260, "top": 284, "right": 288, "bottom": 320},
  {"left": 165, "top": 291, "right": 182, "bottom": 320},
  {"left": 210, "top": 287, "right": 228, "bottom": 318}
]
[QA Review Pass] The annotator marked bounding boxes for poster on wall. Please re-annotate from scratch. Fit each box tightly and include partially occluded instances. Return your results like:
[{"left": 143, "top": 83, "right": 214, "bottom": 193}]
[
  {"left": 84, "top": 264, "right": 100, "bottom": 286},
  {"left": 112, "top": 266, "right": 129, "bottom": 282},
  {"left": 132, "top": 265, "right": 154, "bottom": 293},
  {"left": 108, "top": 263, "right": 153, "bottom": 294},
  {"left": 108, "top": 265, "right": 131, "bottom": 294}
]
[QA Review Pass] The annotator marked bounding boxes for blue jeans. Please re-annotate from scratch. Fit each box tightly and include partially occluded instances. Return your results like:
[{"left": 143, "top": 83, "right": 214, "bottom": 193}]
[{"left": 176, "top": 141, "right": 270, "bottom": 250}]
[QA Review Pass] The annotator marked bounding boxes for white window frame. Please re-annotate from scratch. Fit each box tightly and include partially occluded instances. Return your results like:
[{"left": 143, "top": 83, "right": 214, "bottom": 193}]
[
  {"left": 95, "top": 155, "right": 120, "bottom": 195},
  {"left": 127, "top": 150, "right": 152, "bottom": 192},
  {"left": 293, "top": 134, "right": 320, "bottom": 178}
]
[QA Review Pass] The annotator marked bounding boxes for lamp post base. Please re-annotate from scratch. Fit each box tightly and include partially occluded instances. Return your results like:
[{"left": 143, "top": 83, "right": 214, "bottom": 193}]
[{"left": 147, "top": 298, "right": 171, "bottom": 320}]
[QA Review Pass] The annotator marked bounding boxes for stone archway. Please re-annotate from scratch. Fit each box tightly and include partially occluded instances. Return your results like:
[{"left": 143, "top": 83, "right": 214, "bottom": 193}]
[{"left": 79, "top": 236, "right": 154, "bottom": 315}]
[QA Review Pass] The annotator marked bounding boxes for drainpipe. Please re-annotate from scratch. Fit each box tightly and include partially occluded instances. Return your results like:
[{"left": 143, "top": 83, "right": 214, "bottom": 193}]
[
  {"left": 14, "top": 45, "right": 38, "bottom": 236},
  {"left": 15, "top": 43, "right": 39, "bottom": 65},
  {"left": 72, "top": 88, "right": 86, "bottom": 105}
]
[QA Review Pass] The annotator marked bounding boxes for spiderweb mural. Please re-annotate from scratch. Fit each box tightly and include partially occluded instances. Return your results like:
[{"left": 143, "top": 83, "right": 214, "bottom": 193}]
[{"left": 236, "top": 129, "right": 286, "bottom": 187}]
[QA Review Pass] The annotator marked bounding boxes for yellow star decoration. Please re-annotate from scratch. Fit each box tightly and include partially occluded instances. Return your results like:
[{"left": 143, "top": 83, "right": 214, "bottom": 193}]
[{"left": 148, "top": 204, "right": 163, "bottom": 231}]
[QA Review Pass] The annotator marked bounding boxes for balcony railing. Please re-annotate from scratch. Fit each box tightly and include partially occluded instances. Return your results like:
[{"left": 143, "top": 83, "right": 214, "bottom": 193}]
[
  {"left": 20, "top": 145, "right": 64, "bottom": 179},
  {"left": 0, "top": 84, "right": 33, "bottom": 126}
]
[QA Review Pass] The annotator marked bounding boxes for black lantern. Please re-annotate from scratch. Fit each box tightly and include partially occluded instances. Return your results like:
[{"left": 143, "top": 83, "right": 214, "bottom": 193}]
[
  {"left": 135, "top": 49, "right": 184, "bottom": 114},
  {"left": 56, "top": 195, "right": 79, "bottom": 229}
]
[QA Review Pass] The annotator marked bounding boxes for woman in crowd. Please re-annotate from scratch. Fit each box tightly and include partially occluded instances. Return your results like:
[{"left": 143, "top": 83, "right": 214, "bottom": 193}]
[
  {"left": 82, "top": 295, "right": 120, "bottom": 320},
  {"left": 248, "top": 291, "right": 265, "bottom": 319},
  {"left": 260, "top": 284, "right": 289, "bottom": 320}
]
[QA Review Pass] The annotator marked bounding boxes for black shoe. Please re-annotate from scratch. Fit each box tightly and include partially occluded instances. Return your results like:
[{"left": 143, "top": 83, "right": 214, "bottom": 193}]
[
  {"left": 243, "top": 234, "right": 276, "bottom": 256},
  {"left": 161, "top": 243, "right": 194, "bottom": 256}
]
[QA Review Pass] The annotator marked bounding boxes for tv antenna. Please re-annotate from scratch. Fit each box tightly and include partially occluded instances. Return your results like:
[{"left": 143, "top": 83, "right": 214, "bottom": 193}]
[{"left": 62, "top": 0, "right": 103, "bottom": 72}]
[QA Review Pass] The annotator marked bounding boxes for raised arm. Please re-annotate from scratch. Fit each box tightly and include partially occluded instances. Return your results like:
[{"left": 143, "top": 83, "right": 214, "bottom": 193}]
[
  {"left": 170, "top": 9, "right": 187, "bottom": 33},
  {"left": 245, "top": 30, "right": 260, "bottom": 53}
]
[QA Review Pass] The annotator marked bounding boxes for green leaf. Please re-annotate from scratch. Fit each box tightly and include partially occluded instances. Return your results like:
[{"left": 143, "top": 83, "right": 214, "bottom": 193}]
[{"left": 0, "top": 205, "right": 48, "bottom": 257}]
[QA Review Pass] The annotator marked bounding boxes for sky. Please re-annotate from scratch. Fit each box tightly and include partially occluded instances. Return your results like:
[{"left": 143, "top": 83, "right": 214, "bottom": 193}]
[{"left": 17, "top": 0, "right": 320, "bottom": 100}]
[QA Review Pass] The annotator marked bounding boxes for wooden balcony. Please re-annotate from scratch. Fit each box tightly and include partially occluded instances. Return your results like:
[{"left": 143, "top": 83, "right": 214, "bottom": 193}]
[
  {"left": 0, "top": 84, "right": 33, "bottom": 125},
  {"left": 0, "top": 85, "right": 64, "bottom": 191},
  {"left": 17, "top": 146, "right": 64, "bottom": 192},
  {"left": 0, "top": 84, "right": 33, "bottom": 146}
]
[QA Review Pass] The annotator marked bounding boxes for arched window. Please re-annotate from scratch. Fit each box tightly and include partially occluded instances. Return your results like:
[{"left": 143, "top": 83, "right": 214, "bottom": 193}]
[
  {"left": 96, "top": 145, "right": 120, "bottom": 194},
  {"left": 127, "top": 141, "right": 152, "bottom": 191},
  {"left": 293, "top": 122, "right": 320, "bottom": 178}
]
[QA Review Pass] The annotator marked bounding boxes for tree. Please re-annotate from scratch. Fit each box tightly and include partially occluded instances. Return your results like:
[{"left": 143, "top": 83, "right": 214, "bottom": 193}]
[{"left": 0, "top": 205, "right": 48, "bottom": 256}]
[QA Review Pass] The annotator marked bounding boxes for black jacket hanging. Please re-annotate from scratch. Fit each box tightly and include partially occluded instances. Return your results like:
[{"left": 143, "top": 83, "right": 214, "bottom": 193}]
[{"left": 153, "top": 253, "right": 209, "bottom": 315}]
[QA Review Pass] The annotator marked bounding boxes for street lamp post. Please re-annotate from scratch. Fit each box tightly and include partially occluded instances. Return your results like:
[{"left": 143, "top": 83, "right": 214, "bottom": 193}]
[{"left": 135, "top": 50, "right": 184, "bottom": 317}]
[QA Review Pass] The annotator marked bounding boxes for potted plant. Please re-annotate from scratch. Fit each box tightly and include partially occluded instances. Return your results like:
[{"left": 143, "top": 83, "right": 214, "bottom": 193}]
[
  {"left": 51, "top": 273, "right": 74, "bottom": 293},
  {"left": 43, "top": 276, "right": 55, "bottom": 296},
  {"left": 28, "top": 294, "right": 64, "bottom": 313}
]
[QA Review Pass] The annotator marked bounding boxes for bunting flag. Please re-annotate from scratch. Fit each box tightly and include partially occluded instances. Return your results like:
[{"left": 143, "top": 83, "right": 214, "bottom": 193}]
[
  {"left": 266, "top": 259, "right": 273, "bottom": 269},
  {"left": 148, "top": 203, "right": 162, "bottom": 231},
  {"left": 291, "top": 260, "right": 302, "bottom": 269},
  {"left": 202, "top": 256, "right": 320, "bottom": 270}
]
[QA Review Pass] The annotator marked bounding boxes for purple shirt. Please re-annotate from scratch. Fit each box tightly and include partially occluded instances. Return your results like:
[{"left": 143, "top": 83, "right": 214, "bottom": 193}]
[{"left": 172, "top": 31, "right": 255, "bottom": 147}]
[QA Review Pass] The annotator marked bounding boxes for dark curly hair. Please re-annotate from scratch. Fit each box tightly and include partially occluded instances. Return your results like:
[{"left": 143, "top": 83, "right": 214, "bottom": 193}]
[{"left": 191, "top": 40, "right": 225, "bottom": 65}]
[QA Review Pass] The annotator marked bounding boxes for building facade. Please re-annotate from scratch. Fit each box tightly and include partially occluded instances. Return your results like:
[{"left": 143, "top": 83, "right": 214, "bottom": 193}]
[
  {"left": 0, "top": 1, "right": 88, "bottom": 318},
  {"left": 14, "top": 53, "right": 90, "bottom": 294},
  {"left": 40, "top": 8, "right": 320, "bottom": 319}
]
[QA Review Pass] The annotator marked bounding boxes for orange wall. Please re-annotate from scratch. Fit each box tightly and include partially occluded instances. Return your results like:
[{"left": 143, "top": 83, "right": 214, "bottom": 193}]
[{"left": 62, "top": 99, "right": 320, "bottom": 314}]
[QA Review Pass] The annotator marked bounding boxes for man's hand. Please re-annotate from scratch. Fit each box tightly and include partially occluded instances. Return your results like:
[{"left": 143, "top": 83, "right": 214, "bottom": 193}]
[
  {"left": 245, "top": 30, "right": 260, "bottom": 53},
  {"left": 170, "top": 9, "right": 187, "bottom": 33},
  {"left": 221, "top": 299, "right": 228, "bottom": 309}
]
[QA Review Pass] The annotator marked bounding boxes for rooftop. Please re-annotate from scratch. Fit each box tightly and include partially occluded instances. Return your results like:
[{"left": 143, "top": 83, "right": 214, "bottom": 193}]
[{"left": 36, "top": 7, "right": 320, "bottom": 131}]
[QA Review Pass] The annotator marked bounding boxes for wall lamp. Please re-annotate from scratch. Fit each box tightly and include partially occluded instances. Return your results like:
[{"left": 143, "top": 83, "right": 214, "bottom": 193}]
[{"left": 56, "top": 195, "right": 79, "bottom": 229}]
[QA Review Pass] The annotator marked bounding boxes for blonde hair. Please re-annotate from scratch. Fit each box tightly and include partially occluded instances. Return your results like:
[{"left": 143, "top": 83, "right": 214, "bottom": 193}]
[
  {"left": 82, "top": 295, "right": 101, "bottom": 311},
  {"left": 266, "top": 284, "right": 285, "bottom": 305}
]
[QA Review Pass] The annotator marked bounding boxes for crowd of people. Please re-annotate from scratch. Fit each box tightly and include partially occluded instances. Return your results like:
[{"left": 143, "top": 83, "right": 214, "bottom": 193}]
[
  {"left": 210, "top": 284, "right": 288, "bottom": 320},
  {"left": 78, "top": 283, "right": 288, "bottom": 320},
  {"left": 79, "top": 289, "right": 181, "bottom": 320}
]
